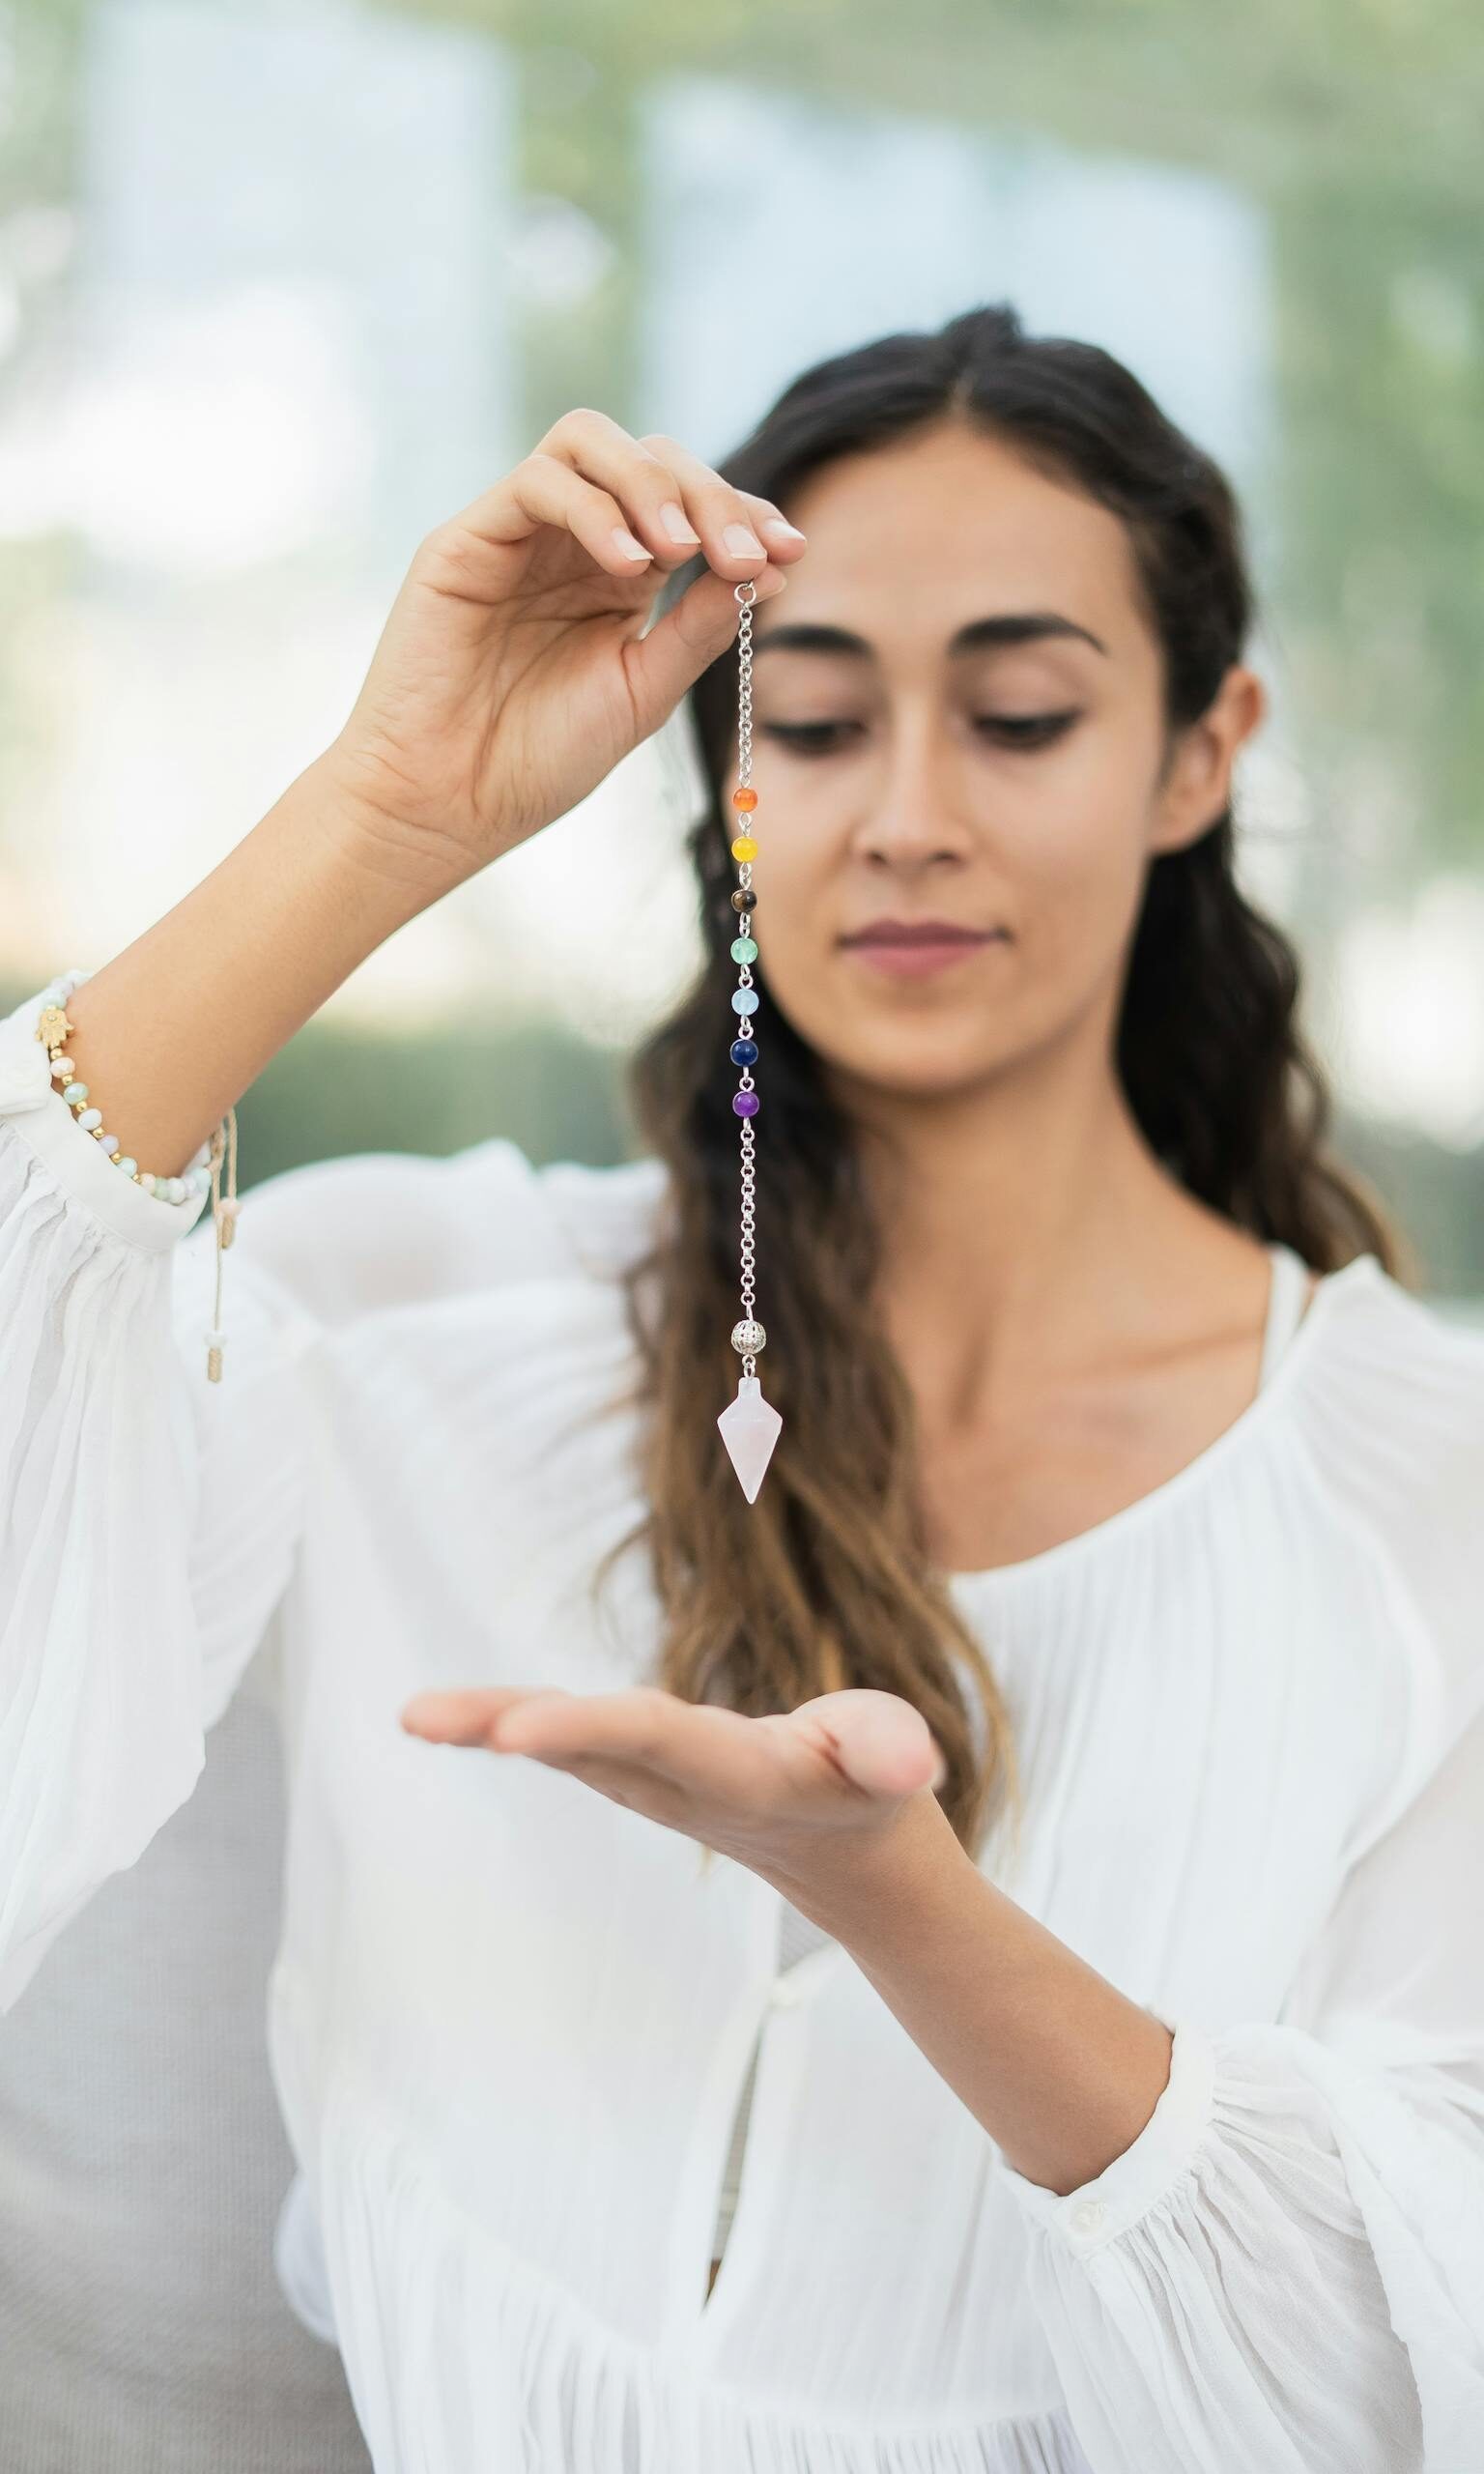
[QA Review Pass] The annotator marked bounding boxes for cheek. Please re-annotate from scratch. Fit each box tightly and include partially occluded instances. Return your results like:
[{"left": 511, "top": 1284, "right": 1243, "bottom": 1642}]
[
  {"left": 1011, "top": 736, "right": 1155, "bottom": 957},
  {"left": 744, "top": 838, "right": 824, "bottom": 968}
]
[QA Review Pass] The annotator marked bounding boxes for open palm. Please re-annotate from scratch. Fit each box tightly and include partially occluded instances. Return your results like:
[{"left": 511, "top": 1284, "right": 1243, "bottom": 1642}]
[{"left": 399, "top": 1682, "right": 948, "bottom": 1883}]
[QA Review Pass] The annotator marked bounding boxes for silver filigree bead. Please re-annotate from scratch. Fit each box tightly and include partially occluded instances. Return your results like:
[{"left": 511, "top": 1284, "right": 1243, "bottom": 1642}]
[{"left": 730, "top": 1317, "right": 766, "bottom": 1355}]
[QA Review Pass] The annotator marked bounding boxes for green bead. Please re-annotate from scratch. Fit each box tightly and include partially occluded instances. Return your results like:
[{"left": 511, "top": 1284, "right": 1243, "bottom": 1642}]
[
  {"left": 65, "top": 1082, "right": 88, "bottom": 1104},
  {"left": 730, "top": 935, "right": 758, "bottom": 964}
]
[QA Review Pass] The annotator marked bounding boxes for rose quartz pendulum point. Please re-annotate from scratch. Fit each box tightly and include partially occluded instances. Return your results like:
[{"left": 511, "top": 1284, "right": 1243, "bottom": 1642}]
[{"left": 717, "top": 1375, "right": 783, "bottom": 1503}]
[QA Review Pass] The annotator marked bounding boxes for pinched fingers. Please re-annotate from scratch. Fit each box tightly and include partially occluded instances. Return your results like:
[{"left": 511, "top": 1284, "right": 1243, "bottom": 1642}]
[{"left": 430, "top": 408, "right": 808, "bottom": 589}]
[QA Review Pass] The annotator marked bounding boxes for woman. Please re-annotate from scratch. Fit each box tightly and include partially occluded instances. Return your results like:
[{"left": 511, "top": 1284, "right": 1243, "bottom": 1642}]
[{"left": 1, "top": 302, "right": 1480, "bottom": 2473}]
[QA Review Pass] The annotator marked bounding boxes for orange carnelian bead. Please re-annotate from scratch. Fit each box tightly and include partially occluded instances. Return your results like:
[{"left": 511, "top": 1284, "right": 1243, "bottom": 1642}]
[
  {"left": 731, "top": 786, "right": 758, "bottom": 812},
  {"left": 730, "top": 836, "right": 757, "bottom": 862}
]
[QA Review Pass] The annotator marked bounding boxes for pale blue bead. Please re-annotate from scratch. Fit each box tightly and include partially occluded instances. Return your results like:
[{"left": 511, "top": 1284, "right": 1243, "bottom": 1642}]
[
  {"left": 730, "top": 988, "right": 759, "bottom": 1016},
  {"left": 115, "top": 1158, "right": 137, "bottom": 1179},
  {"left": 64, "top": 1081, "right": 88, "bottom": 1104},
  {"left": 167, "top": 1178, "right": 186, "bottom": 1202},
  {"left": 77, "top": 1108, "right": 102, "bottom": 1131}
]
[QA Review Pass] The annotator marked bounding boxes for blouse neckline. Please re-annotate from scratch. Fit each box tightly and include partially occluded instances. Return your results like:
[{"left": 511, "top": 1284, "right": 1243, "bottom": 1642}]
[{"left": 944, "top": 1245, "right": 1381, "bottom": 1596}]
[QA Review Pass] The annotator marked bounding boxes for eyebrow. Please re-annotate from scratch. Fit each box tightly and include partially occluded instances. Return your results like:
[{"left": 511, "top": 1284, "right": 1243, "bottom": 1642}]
[{"left": 750, "top": 612, "right": 1111, "bottom": 660}]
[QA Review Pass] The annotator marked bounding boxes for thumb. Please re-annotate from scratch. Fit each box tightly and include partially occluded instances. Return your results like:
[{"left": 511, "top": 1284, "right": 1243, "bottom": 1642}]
[
  {"left": 623, "top": 561, "right": 787, "bottom": 743},
  {"left": 792, "top": 1689, "right": 949, "bottom": 1801}
]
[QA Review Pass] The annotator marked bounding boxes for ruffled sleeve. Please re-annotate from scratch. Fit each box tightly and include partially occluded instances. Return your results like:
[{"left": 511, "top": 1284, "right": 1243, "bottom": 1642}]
[
  {"left": 996, "top": 1284, "right": 1484, "bottom": 2474},
  {"left": 0, "top": 972, "right": 593, "bottom": 2017}
]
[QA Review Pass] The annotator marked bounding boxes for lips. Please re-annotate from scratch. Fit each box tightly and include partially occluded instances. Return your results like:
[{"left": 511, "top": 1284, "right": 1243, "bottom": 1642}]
[
  {"left": 841, "top": 926, "right": 1004, "bottom": 948},
  {"left": 841, "top": 927, "right": 1009, "bottom": 980}
]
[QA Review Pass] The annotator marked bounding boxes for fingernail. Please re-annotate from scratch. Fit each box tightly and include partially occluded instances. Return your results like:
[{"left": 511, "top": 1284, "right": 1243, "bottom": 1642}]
[
  {"left": 612, "top": 525, "right": 653, "bottom": 561},
  {"left": 763, "top": 516, "right": 807, "bottom": 540},
  {"left": 723, "top": 522, "right": 765, "bottom": 558},
  {"left": 659, "top": 500, "right": 700, "bottom": 543}
]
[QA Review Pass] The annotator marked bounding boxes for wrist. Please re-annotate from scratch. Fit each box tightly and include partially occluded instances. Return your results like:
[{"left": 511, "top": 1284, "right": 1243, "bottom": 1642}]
[
  {"left": 307, "top": 739, "right": 483, "bottom": 912},
  {"left": 758, "top": 1788, "right": 962, "bottom": 1942}
]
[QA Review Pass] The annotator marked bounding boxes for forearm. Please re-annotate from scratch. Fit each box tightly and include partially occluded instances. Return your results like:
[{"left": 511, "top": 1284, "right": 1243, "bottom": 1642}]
[
  {"left": 56, "top": 748, "right": 467, "bottom": 1179},
  {"left": 764, "top": 1796, "right": 1174, "bottom": 2198}
]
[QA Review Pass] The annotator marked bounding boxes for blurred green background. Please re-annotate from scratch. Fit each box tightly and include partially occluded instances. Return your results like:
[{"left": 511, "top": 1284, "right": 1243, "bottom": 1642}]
[{"left": 2, "top": 0, "right": 1482, "bottom": 1299}]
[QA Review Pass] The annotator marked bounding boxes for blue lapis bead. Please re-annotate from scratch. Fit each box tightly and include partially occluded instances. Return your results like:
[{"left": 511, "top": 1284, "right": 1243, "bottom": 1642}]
[
  {"left": 730, "top": 988, "right": 759, "bottom": 1016},
  {"left": 729, "top": 1038, "right": 757, "bottom": 1066}
]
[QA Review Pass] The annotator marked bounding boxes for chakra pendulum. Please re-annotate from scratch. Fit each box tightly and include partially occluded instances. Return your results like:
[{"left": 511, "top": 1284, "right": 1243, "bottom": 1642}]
[{"left": 716, "top": 575, "right": 784, "bottom": 1503}]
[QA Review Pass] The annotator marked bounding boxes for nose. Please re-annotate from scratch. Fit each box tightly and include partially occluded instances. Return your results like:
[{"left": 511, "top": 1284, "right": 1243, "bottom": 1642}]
[{"left": 850, "top": 709, "right": 974, "bottom": 867}]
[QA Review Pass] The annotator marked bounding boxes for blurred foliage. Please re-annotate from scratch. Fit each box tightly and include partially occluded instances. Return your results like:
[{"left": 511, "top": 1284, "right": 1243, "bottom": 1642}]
[
  {"left": 1335, "top": 1108, "right": 1484, "bottom": 1306},
  {"left": 223, "top": 1009, "right": 637, "bottom": 1184}
]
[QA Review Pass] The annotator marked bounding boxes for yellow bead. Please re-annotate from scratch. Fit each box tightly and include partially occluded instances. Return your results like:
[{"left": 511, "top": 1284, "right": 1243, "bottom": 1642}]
[{"left": 730, "top": 835, "right": 757, "bottom": 862}]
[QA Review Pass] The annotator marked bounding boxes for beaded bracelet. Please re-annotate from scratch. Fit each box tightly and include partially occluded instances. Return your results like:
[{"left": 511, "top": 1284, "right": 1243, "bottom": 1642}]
[{"left": 34, "top": 967, "right": 240, "bottom": 1382}]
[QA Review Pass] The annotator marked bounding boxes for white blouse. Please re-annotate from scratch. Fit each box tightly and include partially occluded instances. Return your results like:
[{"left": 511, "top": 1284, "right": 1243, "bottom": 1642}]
[{"left": 2, "top": 971, "right": 1483, "bottom": 2474}]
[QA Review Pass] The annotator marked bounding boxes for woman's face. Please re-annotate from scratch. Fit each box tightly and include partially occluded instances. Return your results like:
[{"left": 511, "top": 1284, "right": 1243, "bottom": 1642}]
[{"left": 726, "top": 417, "right": 1263, "bottom": 1121}]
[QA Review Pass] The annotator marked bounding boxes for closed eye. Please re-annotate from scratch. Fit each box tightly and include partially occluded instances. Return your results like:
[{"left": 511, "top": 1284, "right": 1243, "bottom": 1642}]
[{"left": 758, "top": 711, "right": 1081, "bottom": 754}]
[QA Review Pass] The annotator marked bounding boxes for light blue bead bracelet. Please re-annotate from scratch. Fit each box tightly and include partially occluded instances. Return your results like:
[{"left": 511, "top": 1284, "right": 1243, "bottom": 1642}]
[
  {"left": 38, "top": 969, "right": 214, "bottom": 1205},
  {"left": 35, "top": 966, "right": 238, "bottom": 1382}
]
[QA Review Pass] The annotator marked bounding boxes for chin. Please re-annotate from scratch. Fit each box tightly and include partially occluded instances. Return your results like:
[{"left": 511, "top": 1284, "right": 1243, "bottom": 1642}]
[{"left": 818, "top": 1028, "right": 992, "bottom": 1103}]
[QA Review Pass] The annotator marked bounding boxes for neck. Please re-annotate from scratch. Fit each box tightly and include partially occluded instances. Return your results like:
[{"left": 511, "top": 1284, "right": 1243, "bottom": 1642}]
[{"left": 829, "top": 1021, "right": 1257, "bottom": 1431}]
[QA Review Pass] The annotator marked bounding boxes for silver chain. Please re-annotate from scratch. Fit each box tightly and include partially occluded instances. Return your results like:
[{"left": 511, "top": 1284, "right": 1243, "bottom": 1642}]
[{"left": 734, "top": 579, "right": 756, "bottom": 1373}]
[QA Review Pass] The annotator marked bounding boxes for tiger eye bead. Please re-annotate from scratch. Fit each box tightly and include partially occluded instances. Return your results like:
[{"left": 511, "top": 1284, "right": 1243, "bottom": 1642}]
[
  {"left": 730, "top": 836, "right": 757, "bottom": 862},
  {"left": 730, "top": 887, "right": 756, "bottom": 914},
  {"left": 731, "top": 787, "right": 758, "bottom": 812}
]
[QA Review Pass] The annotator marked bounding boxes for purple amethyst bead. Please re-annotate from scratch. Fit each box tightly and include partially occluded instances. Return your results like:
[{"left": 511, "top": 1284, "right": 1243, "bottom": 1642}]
[{"left": 732, "top": 1089, "right": 760, "bottom": 1117}]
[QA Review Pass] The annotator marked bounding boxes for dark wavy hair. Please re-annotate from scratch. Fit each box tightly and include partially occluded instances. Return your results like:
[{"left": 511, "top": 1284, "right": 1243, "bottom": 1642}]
[{"left": 591, "top": 301, "right": 1408, "bottom": 1871}]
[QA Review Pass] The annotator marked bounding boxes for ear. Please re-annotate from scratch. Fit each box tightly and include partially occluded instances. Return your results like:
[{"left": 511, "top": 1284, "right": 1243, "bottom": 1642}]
[{"left": 1150, "top": 664, "right": 1267, "bottom": 856}]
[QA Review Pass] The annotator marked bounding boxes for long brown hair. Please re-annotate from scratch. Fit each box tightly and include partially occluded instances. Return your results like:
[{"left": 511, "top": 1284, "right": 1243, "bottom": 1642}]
[{"left": 590, "top": 301, "right": 1409, "bottom": 1872}]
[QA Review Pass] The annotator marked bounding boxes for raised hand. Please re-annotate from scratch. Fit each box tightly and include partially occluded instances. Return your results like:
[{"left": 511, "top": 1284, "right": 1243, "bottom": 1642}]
[{"left": 328, "top": 407, "right": 808, "bottom": 892}]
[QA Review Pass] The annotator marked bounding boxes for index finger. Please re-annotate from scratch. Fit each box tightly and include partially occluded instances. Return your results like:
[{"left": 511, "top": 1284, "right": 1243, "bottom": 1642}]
[{"left": 635, "top": 430, "right": 809, "bottom": 569}]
